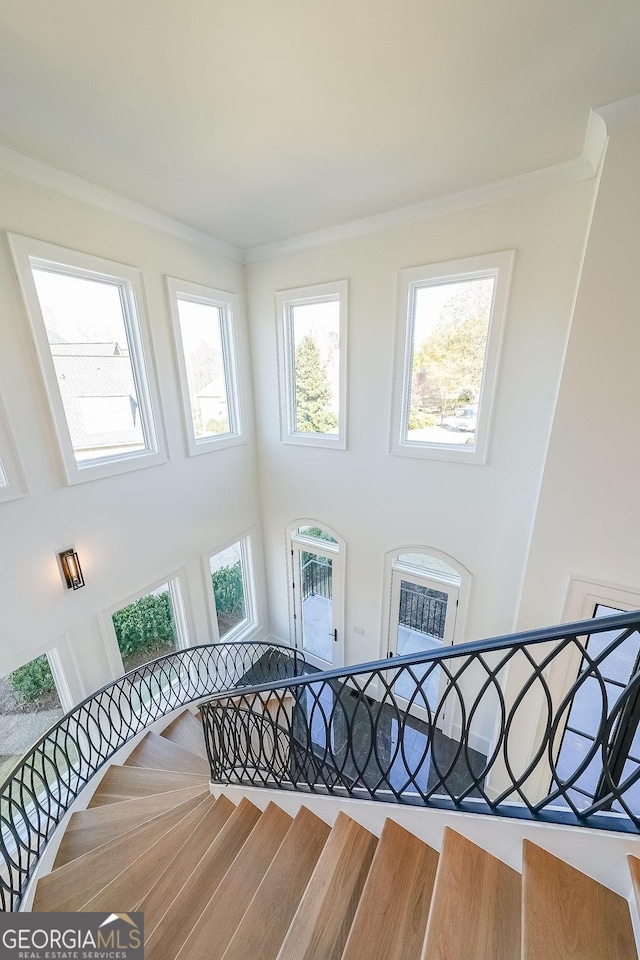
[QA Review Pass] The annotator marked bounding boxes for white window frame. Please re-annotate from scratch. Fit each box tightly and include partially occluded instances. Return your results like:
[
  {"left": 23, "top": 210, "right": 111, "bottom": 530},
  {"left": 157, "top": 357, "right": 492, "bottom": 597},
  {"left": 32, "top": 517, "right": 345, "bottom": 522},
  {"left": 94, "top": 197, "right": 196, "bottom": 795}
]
[
  {"left": 390, "top": 251, "right": 514, "bottom": 465},
  {"left": 287, "top": 520, "right": 346, "bottom": 670},
  {"left": 100, "top": 569, "right": 193, "bottom": 679},
  {"left": 204, "top": 530, "right": 260, "bottom": 644},
  {"left": 8, "top": 234, "right": 167, "bottom": 484},
  {"left": 166, "top": 277, "right": 246, "bottom": 456},
  {"left": 0, "top": 393, "right": 27, "bottom": 504},
  {"left": 276, "top": 280, "right": 348, "bottom": 449},
  {"left": 0, "top": 635, "right": 82, "bottom": 715}
]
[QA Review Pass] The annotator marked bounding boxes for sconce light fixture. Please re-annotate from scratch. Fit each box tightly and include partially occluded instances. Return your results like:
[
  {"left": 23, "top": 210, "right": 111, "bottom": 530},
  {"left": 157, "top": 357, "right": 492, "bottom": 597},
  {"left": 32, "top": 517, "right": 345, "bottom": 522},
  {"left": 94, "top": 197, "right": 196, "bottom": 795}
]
[{"left": 59, "top": 548, "right": 85, "bottom": 590}]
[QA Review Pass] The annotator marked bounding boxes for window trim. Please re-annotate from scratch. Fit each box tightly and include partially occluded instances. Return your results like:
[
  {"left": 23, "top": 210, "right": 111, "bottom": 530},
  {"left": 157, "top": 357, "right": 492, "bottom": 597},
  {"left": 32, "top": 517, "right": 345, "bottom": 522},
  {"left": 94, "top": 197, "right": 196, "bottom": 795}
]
[
  {"left": 8, "top": 234, "right": 167, "bottom": 485},
  {"left": 100, "top": 569, "right": 193, "bottom": 679},
  {"left": 276, "top": 280, "right": 348, "bottom": 449},
  {"left": 390, "top": 251, "right": 514, "bottom": 465},
  {"left": 166, "top": 277, "right": 246, "bottom": 456},
  {"left": 0, "top": 392, "right": 27, "bottom": 504},
  {"left": 203, "top": 529, "right": 260, "bottom": 644}
]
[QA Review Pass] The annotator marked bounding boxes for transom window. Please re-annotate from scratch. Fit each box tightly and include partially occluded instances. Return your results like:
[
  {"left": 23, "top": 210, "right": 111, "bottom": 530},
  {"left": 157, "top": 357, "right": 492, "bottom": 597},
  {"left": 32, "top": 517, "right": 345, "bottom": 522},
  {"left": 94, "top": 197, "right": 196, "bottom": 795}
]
[
  {"left": 391, "top": 251, "right": 514, "bottom": 464},
  {"left": 276, "top": 281, "right": 348, "bottom": 448},
  {"left": 9, "top": 235, "right": 166, "bottom": 484},
  {"left": 207, "top": 534, "right": 257, "bottom": 642},
  {"left": 166, "top": 278, "right": 244, "bottom": 455}
]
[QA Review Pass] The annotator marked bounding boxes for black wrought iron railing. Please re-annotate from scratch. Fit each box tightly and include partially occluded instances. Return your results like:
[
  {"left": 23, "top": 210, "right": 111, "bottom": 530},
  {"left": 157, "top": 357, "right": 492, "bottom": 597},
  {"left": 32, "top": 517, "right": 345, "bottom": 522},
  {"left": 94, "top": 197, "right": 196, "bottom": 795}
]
[
  {"left": 0, "top": 640, "right": 303, "bottom": 912},
  {"left": 201, "top": 610, "right": 640, "bottom": 834},
  {"left": 302, "top": 558, "right": 332, "bottom": 601},
  {"left": 398, "top": 583, "right": 447, "bottom": 639}
]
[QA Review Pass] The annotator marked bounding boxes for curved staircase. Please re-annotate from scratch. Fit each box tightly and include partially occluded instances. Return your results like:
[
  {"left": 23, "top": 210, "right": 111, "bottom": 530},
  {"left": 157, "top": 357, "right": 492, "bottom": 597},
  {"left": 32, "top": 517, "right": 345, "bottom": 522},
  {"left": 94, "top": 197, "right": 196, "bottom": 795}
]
[{"left": 29, "top": 709, "right": 640, "bottom": 960}]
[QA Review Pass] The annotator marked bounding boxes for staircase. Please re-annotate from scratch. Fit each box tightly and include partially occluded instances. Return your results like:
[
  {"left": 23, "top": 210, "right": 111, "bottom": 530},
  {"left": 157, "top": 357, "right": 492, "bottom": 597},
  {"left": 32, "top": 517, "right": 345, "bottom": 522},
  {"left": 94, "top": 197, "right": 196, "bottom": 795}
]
[{"left": 28, "top": 709, "right": 640, "bottom": 960}]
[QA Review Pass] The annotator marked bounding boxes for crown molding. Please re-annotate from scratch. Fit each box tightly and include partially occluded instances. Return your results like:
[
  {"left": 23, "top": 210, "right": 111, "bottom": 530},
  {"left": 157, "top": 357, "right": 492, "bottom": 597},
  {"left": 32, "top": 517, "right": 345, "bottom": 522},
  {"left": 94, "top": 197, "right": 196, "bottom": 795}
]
[
  {"left": 593, "top": 93, "right": 640, "bottom": 135},
  {"left": 0, "top": 143, "right": 243, "bottom": 262},
  {"left": 0, "top": 92, "right": 636, "bottom": 266},
  {"left": 243, "top": 155, "right": 596, "bottom": 263}
]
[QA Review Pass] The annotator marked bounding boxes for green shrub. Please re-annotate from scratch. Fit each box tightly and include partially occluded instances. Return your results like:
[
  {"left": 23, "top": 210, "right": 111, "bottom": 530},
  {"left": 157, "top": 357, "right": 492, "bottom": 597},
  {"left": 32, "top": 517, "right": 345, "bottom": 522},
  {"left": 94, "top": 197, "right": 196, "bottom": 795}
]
[
  {"left": 205, "top": 417, "right": 229, "bottom": 435},
  {"left": 9, "top": 654, "right": 56, "bottom": 703},
  {"left": 112, "top": 591, "right": 176, "bottom": 659},
  {"left": 408, "top": 411, "right": 437, "bottom": 430},
  {"left": 212, "top": 562, "right": 245, "bottom": 618}
]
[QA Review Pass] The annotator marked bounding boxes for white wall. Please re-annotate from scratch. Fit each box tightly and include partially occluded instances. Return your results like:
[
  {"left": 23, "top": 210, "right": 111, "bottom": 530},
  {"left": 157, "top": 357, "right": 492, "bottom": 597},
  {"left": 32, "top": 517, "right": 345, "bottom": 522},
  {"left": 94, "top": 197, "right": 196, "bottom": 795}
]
[
  {"left": 0, "top": 169, "right": 261, "bottom": 698},
  {"left": 246, "top": 182, "right": 594, "bottom": 666},
  {"left": 518, "top": 125, "right": 640, "bottom": 629}
]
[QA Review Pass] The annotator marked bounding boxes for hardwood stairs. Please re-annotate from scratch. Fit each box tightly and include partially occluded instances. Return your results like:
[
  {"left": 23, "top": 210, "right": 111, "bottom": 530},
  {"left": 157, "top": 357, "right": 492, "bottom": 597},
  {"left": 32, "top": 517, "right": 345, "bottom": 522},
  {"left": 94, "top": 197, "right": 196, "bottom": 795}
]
[{"left": 30, "top": 709, "right": 640, "bottom": 960}]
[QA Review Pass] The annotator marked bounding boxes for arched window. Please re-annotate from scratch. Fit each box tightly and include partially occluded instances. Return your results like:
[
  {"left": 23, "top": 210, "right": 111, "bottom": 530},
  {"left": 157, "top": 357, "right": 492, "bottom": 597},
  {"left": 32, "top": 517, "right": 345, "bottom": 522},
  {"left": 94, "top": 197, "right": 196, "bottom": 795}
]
[{"left": 287, "top": 521, "right": 345, "bottom": 668}]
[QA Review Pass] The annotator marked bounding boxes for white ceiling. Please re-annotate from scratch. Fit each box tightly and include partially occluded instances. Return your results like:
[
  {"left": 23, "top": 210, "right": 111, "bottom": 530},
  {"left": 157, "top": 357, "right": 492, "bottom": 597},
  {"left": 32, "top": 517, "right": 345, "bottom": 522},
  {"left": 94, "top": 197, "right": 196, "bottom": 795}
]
[{"left": 1, "top": 0, "right": 640, "bottom": 250}]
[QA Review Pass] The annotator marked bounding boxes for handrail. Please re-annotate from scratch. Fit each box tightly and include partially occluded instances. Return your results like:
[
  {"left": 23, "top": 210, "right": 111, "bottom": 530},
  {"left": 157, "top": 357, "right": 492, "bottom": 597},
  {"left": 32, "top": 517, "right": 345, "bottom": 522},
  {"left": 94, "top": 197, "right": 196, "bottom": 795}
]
[
  {"left": 0, "top": 639, "right": 304, "bottom": 912},
  {"left": 201, "top": 610, "right": 640, "bottom": 835}
]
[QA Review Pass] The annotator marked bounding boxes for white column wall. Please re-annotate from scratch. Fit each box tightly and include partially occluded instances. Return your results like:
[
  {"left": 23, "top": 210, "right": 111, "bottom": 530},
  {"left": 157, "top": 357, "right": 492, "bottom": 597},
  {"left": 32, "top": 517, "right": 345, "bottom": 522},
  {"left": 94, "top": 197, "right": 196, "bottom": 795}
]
[{"left": 517, "top": 125, "right": 640, "bottom": 629}]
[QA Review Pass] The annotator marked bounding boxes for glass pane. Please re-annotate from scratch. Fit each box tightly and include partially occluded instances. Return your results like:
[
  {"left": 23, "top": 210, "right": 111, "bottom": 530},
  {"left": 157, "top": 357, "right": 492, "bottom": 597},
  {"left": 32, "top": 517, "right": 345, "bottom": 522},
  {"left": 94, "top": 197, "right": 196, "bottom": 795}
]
[
  {"left": 0, "top": 654, "right": 64, "bottom": 784},
  {"left": 210, "top": 542, "right": 247, "bottom": 639},
  {"left": 296, "top": 525, "right": 337, "bottom": 544},
  {"left": 301, "top": 551, "right": 333, "bottom": 662},
  {"left": 396, "top": 552, "right": 461, "bottom": 584},
  {"left": 292, "top": 299, "right": 340, "bottom": 435},
  {"left": 395, "top": 579, "right": 446, "bottom": 704},
  {"left": 112, "top": 582, "right": 178, "bottom": 673},
  {"left": 0, "top": 458, "right": 7, "bottom": 487},
  {"left": 32, "top": 268, "right": 147, "bottom": 463},
  {"left": 176, "top": 297, "right": 231, "bottom": 440},
  {"left": 406, "top": 276, "right": 494, "bottom": 449}
]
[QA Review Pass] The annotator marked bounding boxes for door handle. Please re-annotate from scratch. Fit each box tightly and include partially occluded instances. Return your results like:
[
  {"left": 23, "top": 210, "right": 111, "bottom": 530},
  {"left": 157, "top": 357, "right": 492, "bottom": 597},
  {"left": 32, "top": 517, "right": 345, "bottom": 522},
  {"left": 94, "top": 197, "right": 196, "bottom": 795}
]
[{"left": 333, "top": 629, "right": 338, "bottom": 643}]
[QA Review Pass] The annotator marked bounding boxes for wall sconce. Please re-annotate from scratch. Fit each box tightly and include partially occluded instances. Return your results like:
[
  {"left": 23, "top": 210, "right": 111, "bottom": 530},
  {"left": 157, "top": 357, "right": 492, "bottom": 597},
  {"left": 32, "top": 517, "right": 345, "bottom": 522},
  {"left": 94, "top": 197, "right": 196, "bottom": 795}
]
[{"left": 59, "top": 548, "right": 85, "bottom": 590}]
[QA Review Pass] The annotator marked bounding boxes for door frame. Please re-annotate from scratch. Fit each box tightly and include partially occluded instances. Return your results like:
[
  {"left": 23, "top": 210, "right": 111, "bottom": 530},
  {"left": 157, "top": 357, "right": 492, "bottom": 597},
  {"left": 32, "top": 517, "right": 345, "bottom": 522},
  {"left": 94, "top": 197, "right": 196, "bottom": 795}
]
[{"left": 287, "top": 522, "right": 346, "bottom": 670}]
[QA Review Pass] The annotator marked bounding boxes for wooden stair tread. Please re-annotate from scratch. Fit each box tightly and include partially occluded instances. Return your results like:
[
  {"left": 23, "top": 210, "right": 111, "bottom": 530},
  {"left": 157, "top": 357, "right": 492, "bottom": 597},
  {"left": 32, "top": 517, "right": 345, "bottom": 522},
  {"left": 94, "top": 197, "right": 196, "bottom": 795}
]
[
  {"left": 125, "top": 730, "right": 210, "bottom": 775},
  {"left": 628, "top": 855, "right": 640, "bottom": 914},
  {"left": 221, "top": 806, "right": 330, "bottom": 960},
  {"left": 136, "top": 794, "right": 235, "bottom": 928},
  {"left": 160, "top": 711, "right": 208, "bottom": 759},
  {"left": 81, "top": 796, "right": 220, "bottom": 912},
  {"left": 88, "top": 764, "right": 207, "bottom": 806},
  {"left": 422, "top": 827, "right": 521, "bottom": 960},
  {"left": 144, "top": 797, "right": 262, "bottom": 959},
  {"left": 276, "top": 811, "right": 378, "bottom": 960},
  {"left": 53, "top": 785, "right": 208, "bottom": 866},
  {"left": 523, "top": 841, "right": 637, "bottom": 960},
  {"left": 177, "top": 802, "right": 293, "bottom": 960},
  {"left": 342, "top": 818, "right": 439, "bottom": 960},
  {"left": 33, "top": 794, "right": 208, "bottom": 911}
]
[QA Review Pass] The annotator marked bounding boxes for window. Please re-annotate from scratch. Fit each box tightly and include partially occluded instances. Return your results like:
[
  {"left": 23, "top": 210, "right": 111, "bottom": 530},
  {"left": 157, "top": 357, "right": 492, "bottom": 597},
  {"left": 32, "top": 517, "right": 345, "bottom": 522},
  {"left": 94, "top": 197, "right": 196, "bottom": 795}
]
[
  {"left": 107, "top": 575, "right": 190, "bottom": 676},
  {"left": 391, "top": 251, "right": 514, "bottom": 464},
  {"left": 9, "top": 235, "right": 166, "bottom": 484},
  {"left": 287, "top": 521, "right": 345, "bottom": 668},
  {"left": 0, "top": 394, "right": 26, "bottom": 504},
  {"left": 276, "top": 281, "right": 348, "bottom": 448},
  {"left": 166, "top": 278, "right": 245, "bottom": 455},
  {"left": 0, "top": 649, "right": 69, "bottom": 783},
  {"left": 207, "top": 534, "right": 257, "bottom": 642}
]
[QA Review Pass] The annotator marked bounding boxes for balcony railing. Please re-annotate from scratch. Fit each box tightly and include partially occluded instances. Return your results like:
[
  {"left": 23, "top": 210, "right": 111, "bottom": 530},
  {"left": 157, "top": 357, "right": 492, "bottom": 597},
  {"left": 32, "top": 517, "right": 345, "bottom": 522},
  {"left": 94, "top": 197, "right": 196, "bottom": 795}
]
[
  {"left": 201, "top": 610, "right": 640, "bottom": 835},
  {"left": 0, "top": 640, "right": 304, "bottom": 912}
]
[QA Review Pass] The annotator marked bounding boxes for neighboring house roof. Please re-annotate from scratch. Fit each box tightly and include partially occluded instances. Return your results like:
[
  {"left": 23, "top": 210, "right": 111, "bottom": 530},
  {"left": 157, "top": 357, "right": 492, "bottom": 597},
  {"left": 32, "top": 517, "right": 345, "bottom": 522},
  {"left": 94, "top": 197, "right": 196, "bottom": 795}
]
[{"left": 50, "top": 341, "right": 127, "bottom": 357}]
